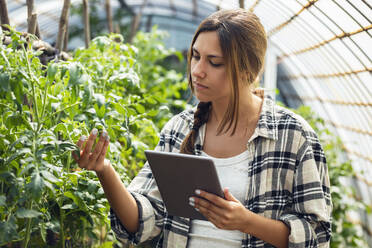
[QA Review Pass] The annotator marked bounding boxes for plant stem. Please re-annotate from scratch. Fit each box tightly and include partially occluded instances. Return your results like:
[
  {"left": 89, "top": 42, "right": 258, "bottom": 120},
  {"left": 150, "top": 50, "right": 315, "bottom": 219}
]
[
  {"left": 22, "top": 46, "right": 40, "bottom": 131},
  {"left": 66, "top": 152, "right": 71, "bottom": 172},
  {"left": 22, "top": 201, "right": 33, "bottom": 248},
  {"left": 60, "top": 206, "right": 65, "bottom": 248},
  {"left": 39, "top": 82, "right": 49, "bottom": 132}
]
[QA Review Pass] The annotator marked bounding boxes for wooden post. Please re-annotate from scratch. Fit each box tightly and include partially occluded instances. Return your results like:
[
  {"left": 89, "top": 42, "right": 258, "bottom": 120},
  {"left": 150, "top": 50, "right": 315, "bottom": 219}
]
[
  {"left": 27, "top": 0, "right": 41, "bottom": 38},
  {"left": 27, "top": 0, "right": 41, "bottom": 39},
  {"left": 239, "top": 0, "right": 244, "bottom": 9},
  {"left": 0, "top": 0, "right": 10, "bottom": 31},
  {"left": 83, "top": 0, "right": 90, "bottom": 47},
  {"left": 62, "top": 15, "right": 69, "bottom": 51},
  {"left": 56, "top": 0, "right": 71, "bottom": 51},
  {"left": 28, "top": 13, "right": 38, "bottom": 35},
  {"left": 105, "top": 0, "right": 113, "bottom": 33},
  {"left": 129, "top": 0, "right": 147, "bottom": 42}
]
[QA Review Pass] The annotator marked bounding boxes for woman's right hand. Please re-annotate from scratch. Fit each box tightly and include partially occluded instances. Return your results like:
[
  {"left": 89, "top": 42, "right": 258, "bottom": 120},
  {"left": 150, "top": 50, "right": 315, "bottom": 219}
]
[{"left": 72, "top": 128, "right": 110, "bottom": 174}]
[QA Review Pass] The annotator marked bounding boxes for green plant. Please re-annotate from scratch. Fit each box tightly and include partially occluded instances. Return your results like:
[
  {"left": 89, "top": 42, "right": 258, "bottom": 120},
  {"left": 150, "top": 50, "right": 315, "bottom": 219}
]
[{"left": 0, "top": 27, "right": 188, "bottom": 247}]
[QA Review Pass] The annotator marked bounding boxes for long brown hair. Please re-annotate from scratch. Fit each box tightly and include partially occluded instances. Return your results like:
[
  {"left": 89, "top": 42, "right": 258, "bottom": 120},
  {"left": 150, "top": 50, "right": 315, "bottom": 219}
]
[{"left": 180, "top": 9, "right": 267, "bottom": 154}]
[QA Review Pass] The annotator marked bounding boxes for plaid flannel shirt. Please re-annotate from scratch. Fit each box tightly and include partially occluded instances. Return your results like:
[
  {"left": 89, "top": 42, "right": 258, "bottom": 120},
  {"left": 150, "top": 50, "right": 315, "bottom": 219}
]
[{"left": 110, "top": 95, "right": 332, "bottom": 248}]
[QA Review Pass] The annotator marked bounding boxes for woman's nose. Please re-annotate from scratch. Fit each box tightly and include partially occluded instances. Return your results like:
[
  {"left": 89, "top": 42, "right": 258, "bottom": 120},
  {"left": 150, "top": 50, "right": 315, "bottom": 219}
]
[{"left": 191, "top": 61, "right": 206, "bottom": 79}]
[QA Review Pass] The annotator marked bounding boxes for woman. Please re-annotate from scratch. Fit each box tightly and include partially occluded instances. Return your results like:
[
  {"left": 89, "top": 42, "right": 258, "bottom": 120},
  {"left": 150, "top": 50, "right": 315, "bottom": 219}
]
[{"left": 74, "top": 9, "right": 332, "bottom": 248}]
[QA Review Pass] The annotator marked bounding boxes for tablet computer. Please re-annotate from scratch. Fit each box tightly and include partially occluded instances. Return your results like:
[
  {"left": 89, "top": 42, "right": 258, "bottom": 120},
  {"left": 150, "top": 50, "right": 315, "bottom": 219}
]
[{"left": 144, "top": 150, "right": 224, "bottom": 220}]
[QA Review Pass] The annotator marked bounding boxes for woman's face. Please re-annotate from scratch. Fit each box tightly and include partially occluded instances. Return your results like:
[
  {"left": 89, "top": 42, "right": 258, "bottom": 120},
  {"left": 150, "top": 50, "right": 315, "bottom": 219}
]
[{"left": 190, "top": 31, "right": 230, "bottom": 104}]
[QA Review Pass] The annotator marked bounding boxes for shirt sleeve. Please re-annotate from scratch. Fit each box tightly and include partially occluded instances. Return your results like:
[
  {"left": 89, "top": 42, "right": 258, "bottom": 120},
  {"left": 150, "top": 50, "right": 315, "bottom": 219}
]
[
  {"left": 279, "top": 129, "right": 332, "bottom": 247},
  {"left": 109, "top": 113, "right": 187, "bottom": 245}
]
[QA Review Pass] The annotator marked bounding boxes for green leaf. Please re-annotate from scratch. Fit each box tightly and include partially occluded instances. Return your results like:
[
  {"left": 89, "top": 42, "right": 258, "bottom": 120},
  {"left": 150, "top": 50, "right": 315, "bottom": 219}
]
[
  {"left": 5, "top": 114, "right": 25, "bottom": 128},
  {"left": 135, "top": 103, "right": 145, "bottom": 114},
  {"left": 61, "top": 203, "right": 77, "bottom": 210},
  {"left": 97, "top": 241, "right": 114, "bottom": 248},
  {"left": 26, "top": 172, "right": 44, "bottom": 200},
  {"left": 68, "top": 62, "right": 82, "bottom": 86},
  {"left": 0, "top": 216, "right": 19, "bottom": 243},
  {"left": 47, "top": 63, "right": 58, "bottom": 82},
  {"left": 16, "top": 208, "right": 42, "bottom": 218},
  {"left": 94, "top": 93, "right": 105, "bottom": 107},
  {"left": 97, "top": 104, "right": 106, "bottom": 118},
  {"left": 40, "top": 223, "right": 47, "bottom": 243},
  {"left": 0, "top": 73, "right": 10, "bottom": 92},
  {"left": 40, "top": 170, "right": 59, "bottom": 183},
  {"left": 0, "top": 195, "right": 6, "bottom": 206},
  {"left": 147, "top": 109, "right": 158, "bottom": 117},
  {"left": 6, "top": 148, "right": 32, "bottom": 165},
  {"left": 58, "top": 141, "right": 78, "bottom": 152},
  {"left": 64, "top": 191, "right": 88, "bottom": 211}
]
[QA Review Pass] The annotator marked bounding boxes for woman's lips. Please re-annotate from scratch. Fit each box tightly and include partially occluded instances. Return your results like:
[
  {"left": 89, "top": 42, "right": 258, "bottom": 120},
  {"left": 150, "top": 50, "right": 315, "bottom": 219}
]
[{"left": 193, "top": 82, "right": 208, "bottom": 90}]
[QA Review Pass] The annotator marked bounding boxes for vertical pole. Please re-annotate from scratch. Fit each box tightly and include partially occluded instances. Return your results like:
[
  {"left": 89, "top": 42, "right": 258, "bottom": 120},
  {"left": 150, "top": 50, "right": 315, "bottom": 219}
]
[
  {"left": 239, "top": 0, "right": 245, "bottom": 9},
  {"left": 28, "top": 13, "right": 38, "bottom": 35},
  {"left": 62, "top": 15, "right": 69, "bottom": 51},
  {"left": 105, "top": 0, "right": 113, "bottom": 33},
  {"left": 56, "top": 0, "right": 71, "bottom": 51},
  {"left": 83, "top": 0, "right": 90, "bottom": 47},
  {"left": 27, "top": 0, "right": 41, "bottom": 38},
  {"left": 264, "top": 40, "right": 278, "bottom": 100},
  {"left": 128, "top": 0, "right": 147, "bottom": 42},
  {"left": 0, "top": 0, "right": 10, "bottom": 31}
]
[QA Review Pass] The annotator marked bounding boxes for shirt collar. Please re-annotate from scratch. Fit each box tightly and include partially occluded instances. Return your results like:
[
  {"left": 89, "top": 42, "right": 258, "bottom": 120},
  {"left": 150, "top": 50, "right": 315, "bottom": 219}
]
[{"left": 254, "top": 94, "right": 278, "bottom": 141}]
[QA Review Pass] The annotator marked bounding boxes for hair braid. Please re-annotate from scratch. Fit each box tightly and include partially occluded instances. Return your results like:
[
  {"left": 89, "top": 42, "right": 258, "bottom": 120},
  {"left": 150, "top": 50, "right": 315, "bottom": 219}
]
[{"left": 180, "top": 101, "right": 211, "bottom": 154}]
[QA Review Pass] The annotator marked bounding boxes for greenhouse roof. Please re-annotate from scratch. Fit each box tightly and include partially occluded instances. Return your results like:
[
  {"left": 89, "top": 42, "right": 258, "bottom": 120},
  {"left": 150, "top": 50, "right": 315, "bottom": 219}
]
[{"left": 6, "top": 0, "right": 372, "bottom": 242}]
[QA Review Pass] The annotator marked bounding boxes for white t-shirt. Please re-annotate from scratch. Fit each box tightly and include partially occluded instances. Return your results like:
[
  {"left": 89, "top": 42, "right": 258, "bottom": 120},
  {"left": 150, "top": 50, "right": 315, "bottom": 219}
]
[{"left": 187, "top": 149, "right": 251, "bottom": 248}]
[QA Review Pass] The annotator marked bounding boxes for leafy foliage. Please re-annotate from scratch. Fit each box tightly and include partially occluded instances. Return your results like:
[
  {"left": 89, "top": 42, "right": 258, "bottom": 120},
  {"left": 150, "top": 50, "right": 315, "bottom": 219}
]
[{"left": 0, "top": 27, "right": 187, "bottom": 247}]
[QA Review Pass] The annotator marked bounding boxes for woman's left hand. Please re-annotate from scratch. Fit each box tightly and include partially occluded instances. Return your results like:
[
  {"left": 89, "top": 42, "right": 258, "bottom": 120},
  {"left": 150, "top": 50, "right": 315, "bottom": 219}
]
[{"left": 190, "top": 188, "right": 250, "bottom": 231}]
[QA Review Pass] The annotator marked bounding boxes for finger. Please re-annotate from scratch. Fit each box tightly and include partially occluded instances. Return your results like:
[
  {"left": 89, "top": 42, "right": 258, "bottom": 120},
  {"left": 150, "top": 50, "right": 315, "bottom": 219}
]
[
  {"left": 195, "top": 189, "right": 227, "bottom": 208},
  {"left": 96, "top": 137, "right": 110, "bottom": 167},
  {"left": 89, "top": 131, "right": 108, "bottom": 162},
  {"left": 195, "top": 199, "right": 225, "bottom": 227},
  {"left": 193, "top": 196, "right": 225, "bottom": 217},
  {"left": 72, "top": 135, "right": 87, "bottom": 161},
  {"left": 224, "top": 188, "right": 239, "bottom": 202},
  {"left": 80, "top": 128, "right": 98, "bottom": 163}
]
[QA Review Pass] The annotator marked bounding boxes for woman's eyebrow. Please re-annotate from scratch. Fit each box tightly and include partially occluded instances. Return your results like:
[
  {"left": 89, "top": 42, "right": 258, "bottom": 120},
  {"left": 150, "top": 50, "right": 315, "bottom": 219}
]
[{"left": 192, "top": 47, "right": 223, "bottom": 59}]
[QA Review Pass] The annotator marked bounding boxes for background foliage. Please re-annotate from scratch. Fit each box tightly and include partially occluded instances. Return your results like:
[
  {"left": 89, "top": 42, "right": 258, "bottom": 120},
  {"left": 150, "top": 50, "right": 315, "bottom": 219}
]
[
  {"left": 0, "top": 26, "right": 368, "bottom": 247},
  {"left": 0, "top": 27, "right": 187, "bottom": 247}
]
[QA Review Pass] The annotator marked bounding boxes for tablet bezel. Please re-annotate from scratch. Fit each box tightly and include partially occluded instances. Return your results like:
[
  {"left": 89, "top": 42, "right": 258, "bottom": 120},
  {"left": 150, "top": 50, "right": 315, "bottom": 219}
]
[{"left": 144, "top": 150, "right": 224, "bottom": 220}]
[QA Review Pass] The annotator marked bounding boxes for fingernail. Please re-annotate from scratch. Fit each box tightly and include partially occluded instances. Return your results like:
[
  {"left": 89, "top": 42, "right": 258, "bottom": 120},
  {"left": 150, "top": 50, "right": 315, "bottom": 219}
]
[
  {"left": 194, "top": 208, "right": 199, "bottom": 212},
  {"left": 102, "top": 131, "right": 107, "bottom": 138},
  {"left": 189, "top": 197, "right": 195, "bottom": 202},
  {"left": 92, "top": 128, "right": 98, "bottom": 135},
  {"left": 195, "top": 189, "right": 201, "bottom": 195},
  {"left": 80, "top": 135, "right": 87, "bottom": 141},
  {"left": 189, "top": 201, "right": 195, "bottom": 207}
]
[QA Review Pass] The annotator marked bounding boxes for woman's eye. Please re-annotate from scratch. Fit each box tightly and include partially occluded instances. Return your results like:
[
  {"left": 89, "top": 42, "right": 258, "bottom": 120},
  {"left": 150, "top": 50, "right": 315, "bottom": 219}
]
[
  {"left": 210, "top": 61, "right": 223, "bottom": 67},
  {"left": 192, "top": 55, "right": 200, "bottom": 60}
]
